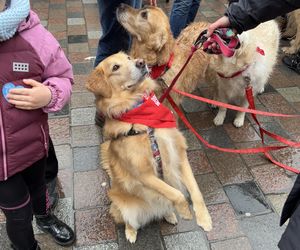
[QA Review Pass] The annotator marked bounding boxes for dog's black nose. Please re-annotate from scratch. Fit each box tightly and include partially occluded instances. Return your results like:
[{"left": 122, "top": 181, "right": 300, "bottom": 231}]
[
  {"left": 118, "top": 3, "right": 126, "bottom": 12},
  {"left": 135, "top": 59, "right": 145, "bottom": 69}
]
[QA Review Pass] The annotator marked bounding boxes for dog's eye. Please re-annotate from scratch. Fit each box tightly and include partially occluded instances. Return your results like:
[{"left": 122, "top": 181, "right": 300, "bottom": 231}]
[
  {"left": 140, "top": 11, "right": 147, "bottom": 19},
  {"left": 112, "top": 65, "right": 120, "bottom": 72},
  {"left": 128, "top": 56, "right": 131, "bottom": 60}
]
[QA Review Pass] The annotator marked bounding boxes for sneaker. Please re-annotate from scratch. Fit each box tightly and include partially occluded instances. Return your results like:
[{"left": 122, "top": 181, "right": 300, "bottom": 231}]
[
  {"left": 282, "top": 52, "right": 300, "bottom": 74},
  {"left": 95, "top": 110, "right": 105, "bottom": 128},
  {"left": 46, "top": 178, "right": 59, "bottom": 210},
  {"left": 36, "top": 213, "right": 75, "bottom": 246}
]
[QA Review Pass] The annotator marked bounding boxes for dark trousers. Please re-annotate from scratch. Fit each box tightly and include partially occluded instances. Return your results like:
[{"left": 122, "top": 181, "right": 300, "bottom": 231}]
[
  {"left": 45, "top": 136, "right": 58, "bottom": 184},
  {"left": 94, "top": 0, "right": 142, "bottom": 67},
  {"left": 0, "top": 158, "right": 49, "bottom": 249}
]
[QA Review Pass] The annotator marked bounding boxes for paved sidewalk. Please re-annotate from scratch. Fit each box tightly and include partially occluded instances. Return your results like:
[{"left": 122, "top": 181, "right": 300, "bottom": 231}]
[{"left": 1, "top": 0, "right": 300, "bottom": 249}]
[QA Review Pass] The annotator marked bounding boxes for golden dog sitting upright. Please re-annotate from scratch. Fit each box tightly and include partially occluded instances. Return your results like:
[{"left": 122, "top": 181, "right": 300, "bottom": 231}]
[{"left": 86, "top": 52, "right": 212, "bottom": 243}]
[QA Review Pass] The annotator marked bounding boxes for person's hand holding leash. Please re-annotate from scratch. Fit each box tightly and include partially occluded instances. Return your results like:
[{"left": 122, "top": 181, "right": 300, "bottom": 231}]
[
  {"left": 207, "top": 16, "right": 231, "bottom": 37},
  {"left": 7, "top": 79, "right": 52, "bottom": 110}
]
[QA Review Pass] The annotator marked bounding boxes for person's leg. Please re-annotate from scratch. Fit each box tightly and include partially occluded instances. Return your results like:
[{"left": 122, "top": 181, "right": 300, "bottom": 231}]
[
  {"left": 0, "top": 173, "right": 38, "bottom": 250},
  {"left": 94, "top": 0, "right": 133, "bottom": 67},
  {"left": 45, "top": 136, "right": 59, "bottom": 210},
  {"left": 186, "top": 0, "right": 201, "bottom": 25},
  {"left": 170, "top": 0, "right": 193, "bottom": 38},
  {"left": 23, "top": 158, "right": 75, "bottom": 246}
]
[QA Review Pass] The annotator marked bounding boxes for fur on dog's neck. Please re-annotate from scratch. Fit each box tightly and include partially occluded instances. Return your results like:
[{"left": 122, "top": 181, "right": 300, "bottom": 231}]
[{"left": 130, "top": 31, "right": 175, "bottom": 66}]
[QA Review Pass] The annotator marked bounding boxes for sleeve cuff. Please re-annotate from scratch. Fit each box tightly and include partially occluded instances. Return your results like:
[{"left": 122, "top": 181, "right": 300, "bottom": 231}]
[{"left": 43, "top": 85, "right": 58, "bottom": 113}]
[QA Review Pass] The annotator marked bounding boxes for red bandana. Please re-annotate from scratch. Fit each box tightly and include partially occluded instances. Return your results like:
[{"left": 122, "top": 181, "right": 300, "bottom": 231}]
[
  {"left": 150, "top": 53, "right": 174, "bottom": 80},
  {"left": 117, "top": 93, "right": 176, "bottom": 128}
]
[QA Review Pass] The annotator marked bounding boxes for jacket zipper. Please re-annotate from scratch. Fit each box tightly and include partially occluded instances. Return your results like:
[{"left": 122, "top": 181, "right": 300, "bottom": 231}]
[
  {"left": 40, "top": 125, "right": 48, "bottom": 157},
  {"left": 0, "top": 106, "right": 8, "bottom": 180}
]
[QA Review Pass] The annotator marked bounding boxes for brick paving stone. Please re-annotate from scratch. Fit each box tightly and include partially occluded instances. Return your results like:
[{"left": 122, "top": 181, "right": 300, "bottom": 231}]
[
  {"left": 251, "top": 164, "right": 293, "bottom": 194},
  {"left": 181, "top": 129, "right": 203, "bottom": 150},
  {"left": 74, "top": 169, "right": 110, "bottom": 209},
  {"left": 206, "top": 203, "right": 243, "bottom": 241},
  {"left": 73, "top": 74, "right": 89, "bottom": 92},
  {"left": 71, "top": 107, "right": 97, "bottom": 126},
  {"left": 223, "top": 122, "right": 261, "bottom": 143},
  {"left": 74, "top": 243, "right": 119, "bottom": 250},
  {"left": 186, "top": 111, "right": 216, "bottom": 130},
  {"left": 164, "top": 231, "right": 209, "bottom": 250},
  {"left": 68, "top": 25, "right": 87, "bottom": 36},
  {"left": 49, "top": 117, "right": 71, "bottom": 145},
  {"left": 35, "top": 234, "right": 72, "bottom": 249},
  {"left": 55, "top": 144, "right": 73, "bottom": 170},
  {"left": 68, "top": 35, "right": 88, "bottom": 43},
  {"left": 234, "top": 141, "right": 270, "bottom": 167},
  {"left": 277, "top": 87, "right": 300, "bottom": 102},
  {"left": 71, "top": 92, "right": 95, "bottom": 108},
  {"left": 69, "top": 52, "right": 91, "bottom": 64},
  {"left": 267, "top": 194, "right": 288, "bottom": 216},
  {"left": 239, "top": 213, "right": 286, "bottom": 250},
  {"left": 160, "top": 212, "right": 201, "bottom": 236},
  {"left": 181, "top": 89, "right": 210, "bottom": 113},
  {"left": 270, "top": 64, "right": 298, "bottom": 88},
  {"left": 73, "top": 146, "right": 100, "bottom": 172},
  {"left": 88, "top": 30, "right": 102, "bottom": 40},
  {"left": 196, "top": 173, "right": 228, "bottom": 205},
  {"left": 210, "top": 237, "right": 252, "bottom": 250},
  {"left": 0, "top": 224, "right": 10, "bottom": 250},
  {"left": 69, "top": 43, "right": 90, "bottom": 53},
  {"left": 71, "top": 125, "right": 102, "bottom": 147},
  {"left": 57, "top": 169, "right": 73, "bottom": 198},
  {"left": 224, "top": 182, "right": 271, "bottom": 216},
  {"left": 118, "top": 223, "right": 164, "bottom": 250},
  {"left": 187, "top": 150, "right": 213, "bottom": 175},
  {"left": 68, "top": 17, "right": 85, "bottom": 26},
  {"left": 75, "top": 207, "right": 116, "bottom": 247},
  {"left": 272, "top": 147, "right": 300, "bottom": 174},
  {"left": 49, "top": 103, "right": 70, "bottom": 117},
  {"left": 73, "top": 62, "right": 93, "bottom": 75},
  {"left": 206, "top": 151, "right": 253, "bottom": 185}
]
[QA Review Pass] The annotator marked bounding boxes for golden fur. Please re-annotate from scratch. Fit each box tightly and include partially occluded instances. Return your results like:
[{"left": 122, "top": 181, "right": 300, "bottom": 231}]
[
  {"left": 206, "top": 20, "right": 280, "bottom": 127},
  {"left": 282, "top": 9, "right": 300, "bottom": 54},
  {"left": 86, "top": 52, "right": 212, "bottom": 243},
  {"left": 116, "top": 4, "right": 209, "bottom": 106}
]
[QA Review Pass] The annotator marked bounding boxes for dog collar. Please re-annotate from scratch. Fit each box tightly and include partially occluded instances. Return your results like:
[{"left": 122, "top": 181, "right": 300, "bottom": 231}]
[
  {"left": 149, "top": 53, "right": 174, "bottom": 79},
  {"left": 217, "top": 65, "right": 249, "bottom": 79}
]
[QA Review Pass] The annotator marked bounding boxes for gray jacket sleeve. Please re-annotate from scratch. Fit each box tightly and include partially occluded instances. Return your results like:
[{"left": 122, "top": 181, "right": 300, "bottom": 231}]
[{"left": 226, "top": 0, "right": 300, "bottom": 34}]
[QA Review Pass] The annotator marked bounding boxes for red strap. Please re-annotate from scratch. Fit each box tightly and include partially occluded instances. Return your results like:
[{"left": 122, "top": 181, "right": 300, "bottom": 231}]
[
  {"left": 217, "top": 65, "right": 249, "bottom": 79},
  {"left": 172, "top": 88, "right": 300, "bottom": 118}
]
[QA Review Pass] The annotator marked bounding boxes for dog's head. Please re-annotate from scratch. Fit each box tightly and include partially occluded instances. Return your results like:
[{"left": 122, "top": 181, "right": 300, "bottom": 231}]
[
  {"left": 116, "top": 4, "right": 170, "bottom": 52},
  {"left": 86, "top": 52, "right": 155, "bottom": 117}
]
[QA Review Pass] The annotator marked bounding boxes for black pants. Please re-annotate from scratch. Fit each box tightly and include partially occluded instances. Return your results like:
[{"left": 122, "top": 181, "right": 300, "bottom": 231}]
[
  {"left": 45, "top": 136, "right": 58, "bottom": 184},
  {"left": 0, "top": 158, "right": 49, "bottom": 250}
]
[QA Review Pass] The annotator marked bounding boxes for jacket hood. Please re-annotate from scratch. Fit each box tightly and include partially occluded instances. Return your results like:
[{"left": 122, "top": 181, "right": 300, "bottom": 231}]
[{"left": 18, "top": 10, "right": 41, "bottom": 33}]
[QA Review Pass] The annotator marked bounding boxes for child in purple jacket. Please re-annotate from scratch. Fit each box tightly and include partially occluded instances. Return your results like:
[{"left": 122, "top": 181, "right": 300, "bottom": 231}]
[{"left": 0, "top": 0, "right": 75, "bottom": 249}]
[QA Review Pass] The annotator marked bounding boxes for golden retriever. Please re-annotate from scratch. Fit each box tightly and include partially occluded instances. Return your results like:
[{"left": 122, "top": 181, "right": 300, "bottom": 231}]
[
  {"left": 206, "top": 20, "right": 280, "bottom": 127},
  {"left": 86, "top": 52, "right": 212, "bottom": 243},
  {"left": 282, "top": 9, "right": 300, "bottom": 54},
  {"left": 116, "top": 4, "right": 209, "bottom": 106}
]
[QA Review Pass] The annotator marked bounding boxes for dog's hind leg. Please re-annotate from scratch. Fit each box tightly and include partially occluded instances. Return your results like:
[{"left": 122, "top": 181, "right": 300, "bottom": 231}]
[
  {"left": 140, "top": 175, "right": 192, "bottom": 220},
  {"left": 180, "top": 155, "right": 212, "bottom": 232},
  {"left": 125, "top": 223, "right": 138, "bottom": 243}
]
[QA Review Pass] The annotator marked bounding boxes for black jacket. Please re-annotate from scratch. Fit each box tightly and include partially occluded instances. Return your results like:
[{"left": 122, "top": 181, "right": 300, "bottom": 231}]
[
  {"left": 278, "top": 174, "right": 300, "bottom": 249},
  {"left": 226, "top": 0, "right": 300, "bottom": 34}
]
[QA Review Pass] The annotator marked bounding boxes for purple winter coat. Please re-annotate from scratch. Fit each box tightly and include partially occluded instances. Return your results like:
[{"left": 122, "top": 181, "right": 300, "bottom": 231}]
[{"left": 0, "top": 11, "right": 73, "bottom": 181}]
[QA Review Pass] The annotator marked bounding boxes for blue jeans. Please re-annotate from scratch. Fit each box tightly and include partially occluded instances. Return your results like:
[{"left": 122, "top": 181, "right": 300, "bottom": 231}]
[
  {"left": 170, "top": 0, "right": 201, "bottom": 38},
  {"left": 94, "top": 0, "right": 142, "bottom": 67}
]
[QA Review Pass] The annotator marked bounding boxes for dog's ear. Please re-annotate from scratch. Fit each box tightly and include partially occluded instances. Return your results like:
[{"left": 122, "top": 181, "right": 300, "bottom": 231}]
[
  {"left": 147, "top": 31, "right": 168, "bottom": 51},
  {"left": 86, "top": 67, "right": 112, "bottom": 98}
]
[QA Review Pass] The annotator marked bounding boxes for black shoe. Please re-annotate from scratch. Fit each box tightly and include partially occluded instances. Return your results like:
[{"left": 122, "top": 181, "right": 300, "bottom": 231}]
[
  {"left": 36, "top": 213, "right": 75, "bottom": 246},
  {"left": 95, "top": 111, "right": 105, "bottom": 128},
  {"left": 46, "top": 178, "right": 59, "bottom": 210},
  {"left": 282, "top": 52, "right": 300, "bottom": 74}
]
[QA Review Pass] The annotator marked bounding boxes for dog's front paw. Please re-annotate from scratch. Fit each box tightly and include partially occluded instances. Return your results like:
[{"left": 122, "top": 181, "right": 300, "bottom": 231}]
[
  {"left": 125, "top": 226, "right": 137, "bottom": 243},
  {"left": 233, "top": 117, "right": 244, "bottom": 128},
  {"left": 213, "top": 115, "right": 225, "bottom": 126},
  {"left": 195, "top": 209, "right": 212, "bottom": 232},
  {"left": 175, "top": 199, "right": 192, "bottom": 220},
  {"left": 282, "top": 46, "right": 297, "bottom": 54},
  {"left": 164, "top": 212, "right": 178, "bottom": 225}
]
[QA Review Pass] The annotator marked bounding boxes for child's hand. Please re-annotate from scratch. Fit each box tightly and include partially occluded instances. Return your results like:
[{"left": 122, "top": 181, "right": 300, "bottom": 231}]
[{"left": 7, "top": 79, "right": 52, "bottom": 110}]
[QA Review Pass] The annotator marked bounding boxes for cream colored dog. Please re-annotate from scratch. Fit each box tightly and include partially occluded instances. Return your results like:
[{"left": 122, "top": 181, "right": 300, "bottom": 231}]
[
  {"left": 86, "top": 52, "right": 212, "bottom": 243},
  {"left": 116, "top": 4, "right": 209, "bottom": 106},
  {"left": 206, "top": 20, "right": 280, "bottom": 127},
  {"left": 282, "top": 9, "right": 300, "bottom": 54}
]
